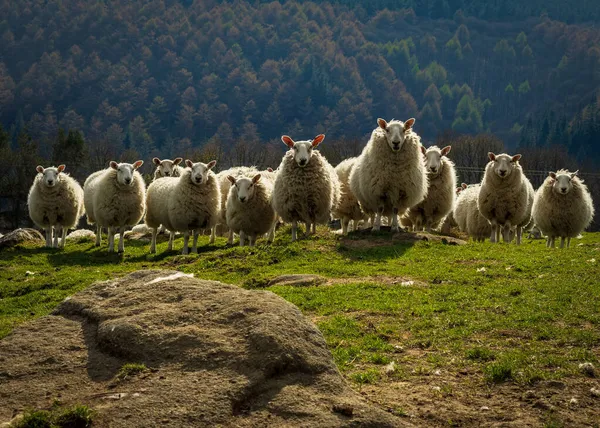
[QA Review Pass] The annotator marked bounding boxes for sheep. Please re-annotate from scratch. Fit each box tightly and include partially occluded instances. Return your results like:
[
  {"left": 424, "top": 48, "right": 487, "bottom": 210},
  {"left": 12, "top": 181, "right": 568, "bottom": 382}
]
[
  {"left": 454, "top": 184, "right": 492, "bottom": 242},
  {"left": 272, "top": 134, "right": 340, "bottom": 242},
  {"left": 83, "top": 161, "right": 146, "bottom": 253},
  {"left": 349, "top": 118, "right": 428, "bottom": 232},
  {"left": 28, "top": 165, "right": 84, "bottom": 248},
  {"left": 478, "top": 153, "right": 533, "bottom": 244},
  {"left": 403, "top": 145, "right": 457, "bottom": 232},
  {"left": 332, "top": 157, "right": 366, "bottom": 235},
  {"left": 145, "top": 160, "right": 221, "bottom": 254},
  {"left": 226, "top": 173, "right": 277, "bottom": 246},
  {"left": 216, "top": 166, "right": 259, "bottom": 244},
  {"left": 153, "top": 157, "right": 183, "bottom": 180},
  {"left": 532, "top": 170, "right": 594, "bottom": 248}
]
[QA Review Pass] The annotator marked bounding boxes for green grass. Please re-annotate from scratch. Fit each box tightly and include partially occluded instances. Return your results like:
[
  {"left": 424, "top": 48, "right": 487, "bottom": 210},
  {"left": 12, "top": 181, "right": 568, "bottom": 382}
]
[
  {"left": 116, "top": 363, "right": 147, "bottom": 381},
  {"left": 1, "top": 227, "right": 599, "bottom": 390},
  {"left": 12, "top": 405, "right": 94, "bottom": 428}
]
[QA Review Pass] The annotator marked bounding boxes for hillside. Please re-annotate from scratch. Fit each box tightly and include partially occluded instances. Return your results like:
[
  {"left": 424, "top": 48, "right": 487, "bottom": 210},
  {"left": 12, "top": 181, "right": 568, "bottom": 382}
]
[{"left": 0, "top": 0, "right": 599, "bottom": 164}]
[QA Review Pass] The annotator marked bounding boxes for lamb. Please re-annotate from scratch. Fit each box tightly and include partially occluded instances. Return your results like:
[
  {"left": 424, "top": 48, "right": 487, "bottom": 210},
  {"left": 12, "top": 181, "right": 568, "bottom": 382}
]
[
  {"left": 28, "top": 165, "right": 84, "bottom": 248},
  {"left": 478, "top": 153, "right": 533, "bottom": 244},
  {"left": 349, "top": 118, "right": 428, "bottom": 232},
  {"left": 216, "top": 166, "right": 259, "bottom": 244},
  {"left": 83, "top": 161, "right": 146, "bottom": 253},
  {"left": 404, "top": 145, "right": 457, "bottom": 232},
  {"left": 532, "top": 170, "right": 594, "bottom": 248},
  {"left": 332, "top": 157, "right": 366, "bottom": 235},
  {"left": 272, "top": 134, "right": 340, "bottom": 241},
  {"left": 226, "top": 173, "right": 277, "bottom": 246},
  {"left": 454, "top": 184, "right": 492, "bottom": 242},
  {"left": 145, "top": 160, "right": 221, "bottom": 254},
  {"left": 153, "top": 157, "right": 183, "bottom": 179}
]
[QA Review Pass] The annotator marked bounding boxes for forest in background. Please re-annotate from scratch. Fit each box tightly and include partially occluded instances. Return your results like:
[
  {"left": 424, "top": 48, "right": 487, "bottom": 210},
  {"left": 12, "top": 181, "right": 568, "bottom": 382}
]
[{"left": 0, "top": 0, "right": 599, "bottom": 229}]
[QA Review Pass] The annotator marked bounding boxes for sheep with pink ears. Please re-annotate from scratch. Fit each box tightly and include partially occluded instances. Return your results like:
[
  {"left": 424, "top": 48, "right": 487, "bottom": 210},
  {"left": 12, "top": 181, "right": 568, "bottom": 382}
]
[
  {"left": 532, "top": 169, "right": 594, "bottom": 248},
  {"left": 28, "top": 164, "right": 85, "bottom": 248}
]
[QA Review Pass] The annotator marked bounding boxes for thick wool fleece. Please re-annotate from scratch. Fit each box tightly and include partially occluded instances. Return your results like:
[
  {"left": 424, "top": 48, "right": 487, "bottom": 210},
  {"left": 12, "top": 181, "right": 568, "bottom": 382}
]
[
  {"left": 28, "top": 173, "right": 84, "bottom": 229},
  {"left": 226, "top": 179, "right": 275, "bottom": 237}
]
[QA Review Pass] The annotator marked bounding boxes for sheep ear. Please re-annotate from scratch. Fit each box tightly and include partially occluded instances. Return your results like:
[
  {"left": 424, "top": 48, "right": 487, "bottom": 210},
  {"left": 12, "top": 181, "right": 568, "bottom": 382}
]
[
  {"left": 570, "top": 170, "right": 579, "bottom": 178},
  {"left": 57, "top": 165, "right": 66, "bottom": 173},
  {"left": 488, "top": 152, "right": 496, "bottom": 161},
  {"left": 377, "top": 118, "right": 388, "bottom": 130},
  {"left": 267, "top": 167, "right": 274, "bottom": 172},
  {"left": 420, "top": 146, "right": 426, "bottom": 155},
  {"left": 281, "top": 135, "right": 295, "bottom": 148},
  {"left": 441, "top": 145, "right": 451, "bottom": 156},
  {"left": 404, "top": 118, "right": 416, "bottom": 130},
  {"left": 511, "top": 154, "right": 522, "bottom": 162},
  {"left": 36, "top": 165, "right": 44, "bottom": 173},
  {"left": 173, "top": 157, "right": 183, "bottom": 165},
  {"left": 185, "top": 159, "right": 194, "bottom": 168},
  {"left": 549, "top": 172, "right": 556, "bottom": 179},
  {"left": 110, "top": 161, "right": 118, "bottom": 170},
  {"left": 227, "top": 175, "right": 236, "bottom": 185},
  {"left": 133, "top": 160, "right": 143, "bottom": 170},
  {"left": 207, "top": 160, "right": 217, "bottom": 170},
  {"left": 312, "top": 134, "right": 325, "bottom": 147},
  {"left": 461, "top": 183, "right": 467, "bottom": 189},
  {"left": 252, "top": 174, "right": 261, "bottom": 184},
  {"left": 152, "top": 157, "right": 161, "bottom": 166}
]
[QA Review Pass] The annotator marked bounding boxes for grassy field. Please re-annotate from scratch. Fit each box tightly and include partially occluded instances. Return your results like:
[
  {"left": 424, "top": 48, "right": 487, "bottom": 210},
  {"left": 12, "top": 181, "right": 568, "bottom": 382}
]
[{"left": 1, "top": 227, "right": 599, "bottom": 425}]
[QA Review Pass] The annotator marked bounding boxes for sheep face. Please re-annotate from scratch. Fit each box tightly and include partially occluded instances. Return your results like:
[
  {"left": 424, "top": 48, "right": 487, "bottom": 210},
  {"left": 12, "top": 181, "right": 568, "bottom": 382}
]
[
  {"left": 186, "top": 159, "right": 216, "bottom": 185},
  {"left": 110, "top": 160, "right": 143, "bottom": 186},
  {"left": 153, "top": 157, "right": 182, "bottom": 177},
  {"left": 423, "top": 145, "right": 451, "bottom": 175},
  {"left": 229, "top": 174, "right": 261, "bottom": 203},
  {"left": 377, "top": 118, "right": 415, "bottom": 152},
  {"left": 549, "top": 170, "right": 578, "bottom": 195},
  {"left": 488, "top": 153, "right": 521, "bottom": 179},
  {"left": 282, "top": 134, "right": 325, "bottom": 168},
  {"left": 36, "top": 165, "right": 65, "bottom": 188}
]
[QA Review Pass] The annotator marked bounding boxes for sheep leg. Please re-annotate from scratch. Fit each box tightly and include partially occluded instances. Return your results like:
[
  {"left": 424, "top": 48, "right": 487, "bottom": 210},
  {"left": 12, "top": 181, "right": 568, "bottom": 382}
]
[
  {"left": 51, "top": 226, "right": 58, "bottom": 248},
  {"left": 239, "top": 231, "right": 246, "bottom": 247},
  {"left": 168, "top": 231, "right": 174, "bottom": 251},
  {"left": 227, "top": 229, "right": 234, "bottom": 245},
  {"left": 549, "top": 237, "right": 555, "bottom": 248},
  {"left": 267, "top": 220, "right": 277, "bottom": 243},
  {"left": 182, "top": 231, "right": 190, "bottom": 255},
  {"left": 45, "top": 227, "right": 52, "bottom": 247},
  {"left": 373, "top": 207, "right": 384, "bottom": 232},
  {"left": 390, "top": 208, "right": 400, "bottom": 232},
  {"left": 566, "top": 237, "right": 571, "bottom": 248},
  {"left": 560, "top": 237, "right": 565, "bottom": 249},
  {"left": 150, "top": 228, "right": 158, "bottom": 254},
  {"left": 305, "top": 222, "right": 311, "bottom": 237},
  {"left": 291, "top": 221, "right": 297, "bottom": 242},
  {"left": 502, "top": 222, "right": 512, "bottom": 243},
  {"left": 107, "top": 227, "right": 115, "bottom": 252},
  {"left": 192, "top": 230, "right": 200, "bottom": 253},
  {"left": 249, "top": 235, "right": 255, "bottom": 247},
  {"left": 342, "top": 218, "right": 349, "bottom": 236},
  {"left": 312, "top": 222, "right": 316, "bottom": 234},
  {"left": 118, "top": 227, "right": 125, "bottom": 253},
  {"left": 60, "top": 227, "right": 67, "bottom": 249},
  {"left": 95, "top": 225, "right": 102, "bottom": 246},
  {"left": 516, "top": 226, "right": 523, "bottom": 245}
]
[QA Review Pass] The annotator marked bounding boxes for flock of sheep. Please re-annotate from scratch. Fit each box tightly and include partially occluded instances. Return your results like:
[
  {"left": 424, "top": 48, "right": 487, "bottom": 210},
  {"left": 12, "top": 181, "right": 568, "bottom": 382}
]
[{"left": 27, "top": 118, "right": 595, "bottom": 254}]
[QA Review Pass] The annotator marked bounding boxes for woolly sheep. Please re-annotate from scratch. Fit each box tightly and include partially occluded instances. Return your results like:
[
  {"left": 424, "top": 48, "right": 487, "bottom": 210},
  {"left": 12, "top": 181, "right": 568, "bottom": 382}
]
[
  {"left": 404, "top": 145, "right": 457, "bottom": 232},
  {"left": 226, "top": 173, "right": 277, "bottom": 246},
  {"left": 349, "top": 118, "right": 428, "bottom": 232},
  {"left": 153, "top": 157, "right": 184, "bottom": 180},
  {"left": 28, "top": 165, "right": 84, "bottom": 248},
  {"left": 454, "top": 184, "right": 491, "bottom": 242},
  {"left": 145, "top": 160, "right": 221, "bottom": 254},
  {"left": 532, "top": 170, "right": 594, "bottom": 248},
  {"left": 332, "top": 157, "right": 366, "bottom": 235},
  {"left": 272, "top": 134, "right": 340, "bottom": 242},
  {"left": 84, "top": 161, "right": 146, "bottom": 252},
  {"left": 216, "top": 166, "right": 259, "bottom": 244},
  {"left": 478, "top": 153, "right": 532, "bottom": 244}
]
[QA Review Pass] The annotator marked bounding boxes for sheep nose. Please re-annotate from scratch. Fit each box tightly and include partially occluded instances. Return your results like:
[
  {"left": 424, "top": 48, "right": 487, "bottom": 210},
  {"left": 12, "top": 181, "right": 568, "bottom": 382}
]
[
  {"left": 299, "top": 159, "right": 307, "bottom": 166},
  {"left": 195, "top": 177, "right": 202, "bottom": 183},
  {"left": 239, "top": 196, "right": 246, "bottom": 202},
  {"left": 48, "top": 180, "right": 54, "bottom": 184},
  {"left": 561, "top": 188, "right": 567, "bottom": 193},
  {"left": 430, "top": 167, "right": 437, "bottom": 173},
  {"left": 499, "top": 170, "right": 507, "bottom": 176},
  {"left": 125, "top": 178, "right": 132, "bottom": 184},
  {"left": 165, "top": 172, "right": 170, "bottom": 176}
]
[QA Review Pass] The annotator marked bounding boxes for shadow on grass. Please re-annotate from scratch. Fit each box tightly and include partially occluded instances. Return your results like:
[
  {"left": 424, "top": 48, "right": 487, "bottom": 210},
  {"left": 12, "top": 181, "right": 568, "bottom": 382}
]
[{"left": 335, "top": 227, "right": 416, "bottom": 260}]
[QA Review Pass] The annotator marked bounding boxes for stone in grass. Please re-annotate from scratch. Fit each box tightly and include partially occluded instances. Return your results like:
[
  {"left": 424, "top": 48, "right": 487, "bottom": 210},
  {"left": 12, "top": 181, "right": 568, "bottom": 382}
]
[
  {"left": 267, "top": 274, "right": 327, "bottom": 287},
  {"left": 579, "top": 362, "right": 596, "bottom": 377},
  {"left": 591, "top": 387, "right": 600, "bottom": 398}
]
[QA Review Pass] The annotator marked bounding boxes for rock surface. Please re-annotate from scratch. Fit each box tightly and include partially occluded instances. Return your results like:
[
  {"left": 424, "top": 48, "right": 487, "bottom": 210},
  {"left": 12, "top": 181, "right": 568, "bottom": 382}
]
[
  {"left": 268, "top": 274, "right": 328, "bottom": 287},
  {"left": 0, "top": 270, "right": 406, "bottom": 427},
  {"left": 0, "top": 228, "right": 44, "bottom": 249}
]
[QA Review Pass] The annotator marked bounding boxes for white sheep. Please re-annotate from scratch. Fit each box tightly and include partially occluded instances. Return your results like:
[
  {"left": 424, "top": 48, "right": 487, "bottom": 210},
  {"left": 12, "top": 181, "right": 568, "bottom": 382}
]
[
  {"left": 478, "top": 153, "right": 532, "bottom": 244},
  {"left": 454, "top": 184, "right": 491, "bottom": 242},
  {"left": 332, "top": 157, "right": 366, "bottom": 235},
  {"left": 532, "top": 170, "right": 594, "bottom": 248},
  {"left": 272, "top": 134, "right": 340, "bottom": 242},
  {"left": 226, "top": 173, "right": 276, "bottom": 246},
  {"left": 83, "top": 161, "right": 146, "bottom": 253},
  {"left": 145, "top": 160, "right": 221, "bottom": 254},
  {"left": 28, "top": 165, "right": 84, "bottom": 248},
  {"left": 404, "top": 145, "right": 457, "bottom": 232},
  {"left": 216, "top": 166, "right": 259, "bottom": 244},
  {"left": 153, "top": 157, "right": 183, "bottom": 179},
  {"left": 349, "top": 118, "right": 428, "bottom": 232}
]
